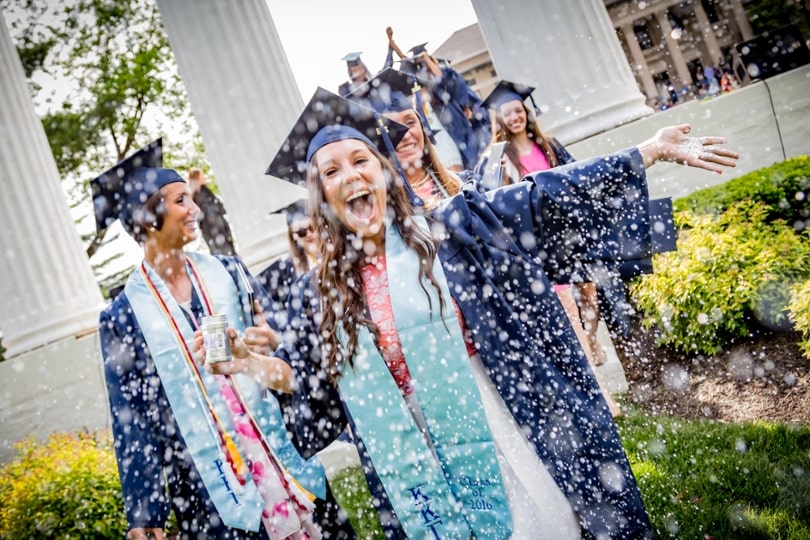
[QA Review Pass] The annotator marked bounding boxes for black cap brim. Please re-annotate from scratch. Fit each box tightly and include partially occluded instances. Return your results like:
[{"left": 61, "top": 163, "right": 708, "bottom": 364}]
[
  {"left": 481, "top": 80, "right": 536, "bottom": 111},
  {"left": 265, "top": 87, "right": 409, "bottom": 187}
]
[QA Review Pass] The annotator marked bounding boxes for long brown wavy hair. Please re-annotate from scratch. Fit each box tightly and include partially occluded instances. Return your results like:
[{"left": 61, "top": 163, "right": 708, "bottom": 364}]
[
  {"left": 307, "top": 143, "right": 448, "bottom": 383},
  {"left": 494, "top": 102, "right": 559, "bottom": 180}
]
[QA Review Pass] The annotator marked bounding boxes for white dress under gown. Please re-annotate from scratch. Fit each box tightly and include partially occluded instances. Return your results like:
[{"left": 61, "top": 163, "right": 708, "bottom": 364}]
[
  {"left": 469, "top": 353, "right": 582, "bottom": 540},
  {"left": 363, "top": 259, "right": 581, "bottom": 539},
  {"left": 402, "top": 353, "right": 581, "bottom": 539}
]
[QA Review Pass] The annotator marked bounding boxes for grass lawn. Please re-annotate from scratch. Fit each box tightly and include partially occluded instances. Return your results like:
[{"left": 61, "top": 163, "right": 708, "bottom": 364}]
[{"left": 330, "top": 409, "right": 810, "bottom": 539}]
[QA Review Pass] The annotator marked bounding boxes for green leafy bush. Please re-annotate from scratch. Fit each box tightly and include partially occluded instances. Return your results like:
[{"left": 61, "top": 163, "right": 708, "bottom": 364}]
[
  {"left": 788, "top": 278, "right": 810, "bottom": 359},
  {"left": 631, "top": 202, "right": 810, "bottom": 354},
  {"left": 673, "top": 156, "right": 810, "bottom": 229},
  {"left": 0, "top": 431, "right": 127, "bottom": 539}
]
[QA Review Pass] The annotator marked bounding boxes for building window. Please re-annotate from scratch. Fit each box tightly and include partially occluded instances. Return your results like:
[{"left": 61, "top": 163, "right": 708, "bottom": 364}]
[{"left": 702, "top": 0, "right": 720, "bottom": 23}]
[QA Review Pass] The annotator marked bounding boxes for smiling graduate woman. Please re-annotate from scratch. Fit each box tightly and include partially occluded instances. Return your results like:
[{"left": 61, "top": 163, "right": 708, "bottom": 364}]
[
  {"left": 205, "top": 89, "right": 738, "bottom": 539},
  {"left": 93, "top": 139, "right": 357, "bottom": 540}
]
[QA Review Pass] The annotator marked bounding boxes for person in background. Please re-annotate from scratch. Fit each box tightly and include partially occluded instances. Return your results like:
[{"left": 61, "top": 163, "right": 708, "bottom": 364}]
[
  {"left": 384, "top": 27, "right": 465, "bottom": 171},
  {"left": 257, "top": 198, "right": 321, "bottom": 326},
  {"left": 346, "top": 67, "right": 464, "bottom": 210},
  {"left": 213, "top": 88, "right": 738, "bottom": 538},
  {"left": 93, "top": 139, "right": 351, "bottom": 540},
  {"left": 387, "top": 29, "right": 490, "bottom": 171},
  {"left": 188, "top": 167, "right": 237, "bottom": 256},
  {"left": 337, "top": 52, "right": 372, "bottom": 97},
  {"left": 478, "top": 80, "right": 610, "bottom": 365}
]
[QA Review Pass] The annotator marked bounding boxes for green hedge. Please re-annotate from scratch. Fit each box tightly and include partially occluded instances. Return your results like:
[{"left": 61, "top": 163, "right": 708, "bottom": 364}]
[
  {"left": 788, "top": 278, "right": 810, "bottom": 359},
  {"left": 631, "top": 202, "right": 810, "bottom": 354},
  {"left": 632, "top": 156, "right": 810, "bottom": 355},
  {"left": 0, "top": 431, "right": 127, "bottom": 539},
  {"left": 673, "top": 155, "right": 810, "bottom": 229}
]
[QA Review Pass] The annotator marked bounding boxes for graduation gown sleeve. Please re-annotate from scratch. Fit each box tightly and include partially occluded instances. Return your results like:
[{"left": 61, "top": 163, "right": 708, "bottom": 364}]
[
  {"left": 429, "top": 147, "right": 654, "bottom": 537},
  {"left": 273, "top": 272, "right": 349, "bottom": 458},
  {"left": 448, "top": 147, "right": 655, "bottom": 284},
  {"left": 100, "top": 302, "right": 172, "bottom": 529}
]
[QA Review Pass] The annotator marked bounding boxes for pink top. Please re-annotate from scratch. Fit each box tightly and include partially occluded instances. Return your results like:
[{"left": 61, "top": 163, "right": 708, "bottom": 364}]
[
  {"left": 414, "top": 178, "right": 436, "bottom": 202},
  {"left": 518, "top": 144, "right": 551, "bottom": 174}
]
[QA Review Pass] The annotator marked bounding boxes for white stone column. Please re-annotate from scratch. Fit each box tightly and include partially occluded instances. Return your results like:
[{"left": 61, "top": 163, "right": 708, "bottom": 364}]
[
  {"left": 471, "top": 0, "right": 652, "bottom": 144},
  {"left": 154, "top": 0, "right": 306, "bottom": 272},
  {"left": 654, "top": 8, "right": 693, "bottom": 86},
  {"left": 692, "top": 0, "right": 723, "bottom": 65},
  {"left": 726, "top": 0, "right": 753, "bottom": 40},
  {"left": 619, "top": 22, "right": 658, "bottom": 100},
  {"left": 0, "top": 18, "right": 104, "bottom": 359}
]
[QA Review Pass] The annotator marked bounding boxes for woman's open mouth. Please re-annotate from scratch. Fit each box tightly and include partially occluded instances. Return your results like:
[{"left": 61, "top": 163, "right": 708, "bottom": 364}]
[{"left": 346, "top": 190, "right": 374, "bottom": 220}]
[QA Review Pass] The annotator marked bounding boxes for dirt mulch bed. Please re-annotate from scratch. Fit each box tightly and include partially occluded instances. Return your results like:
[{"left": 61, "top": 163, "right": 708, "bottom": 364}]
[{"left": 616, "top": 322, "right": 809, "bottom": 425}]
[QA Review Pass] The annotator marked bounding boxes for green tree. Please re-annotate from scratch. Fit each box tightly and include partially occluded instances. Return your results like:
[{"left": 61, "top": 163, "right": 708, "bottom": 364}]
[
  {"left": 2, "top": 0, "right": 208, "bottom": 289},
  {"left": 746, "top": 0, "right": 810, "bottom": 37}
]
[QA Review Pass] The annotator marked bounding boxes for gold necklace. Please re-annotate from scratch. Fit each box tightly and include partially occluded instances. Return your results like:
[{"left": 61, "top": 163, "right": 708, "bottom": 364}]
[{"left": 410, "top": 171, "right": 432, "bottom": 189}]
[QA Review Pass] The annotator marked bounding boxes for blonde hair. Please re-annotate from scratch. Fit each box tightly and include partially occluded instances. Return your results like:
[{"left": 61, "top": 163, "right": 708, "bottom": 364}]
[{"left": 413, "top": 114, "right": 463, "bottom": 210}]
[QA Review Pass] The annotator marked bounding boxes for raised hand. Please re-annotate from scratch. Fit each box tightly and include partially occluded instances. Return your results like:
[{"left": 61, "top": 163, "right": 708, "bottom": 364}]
[{"left": 639, "top": 124, "right": 739, "bottom": 174}]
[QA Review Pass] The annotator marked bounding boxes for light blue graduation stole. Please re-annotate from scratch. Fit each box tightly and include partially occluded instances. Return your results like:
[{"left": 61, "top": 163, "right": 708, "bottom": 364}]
[
  {"left": 125, "top": 252, "right": 326, "bottom": 532},
  {"left": 338, "top": 218, "right": 513, "bottom": 539}
]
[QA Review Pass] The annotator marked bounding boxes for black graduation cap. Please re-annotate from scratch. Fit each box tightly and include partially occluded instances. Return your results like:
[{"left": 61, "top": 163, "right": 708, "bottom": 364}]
[
  {"left": 346, "top": 68, "right": 423, "bottom": 113},
  {"left": 408, "top": 42, "right": 429, "bottom": 56},
  {"left": 342, "top": 51, "right": 363, "bottom": 68},
  {"left": 90, "top": 138, "right": 185, "bottom": 235},
  {"left": 347, "top": 68, "right": 437, "bottom": 144},
  {"left": 481, "top": 80, "right": 541, "bottom": 115},
  {"left": 271, "top": 198, "right": 309, "bottom": 228},
  {"left": 265, "top": 87, "right": 410, "bottom": 187}
]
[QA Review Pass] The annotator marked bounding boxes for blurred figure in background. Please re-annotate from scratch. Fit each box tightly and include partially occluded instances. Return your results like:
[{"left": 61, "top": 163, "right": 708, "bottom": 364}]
[
  {"left": 258, "top": 199, "right": 321, "bottom": 326},
  {"left": 387, "top": 29, "right": 490, "bottom": 171},
  {"left": 188, "top": 167, "right": 237, "bottom": 256}
]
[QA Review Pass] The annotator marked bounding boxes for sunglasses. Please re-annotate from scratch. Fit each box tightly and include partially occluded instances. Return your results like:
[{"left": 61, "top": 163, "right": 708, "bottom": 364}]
[{"left": 293, "top": 226, "right": 313, "bottom": 239}]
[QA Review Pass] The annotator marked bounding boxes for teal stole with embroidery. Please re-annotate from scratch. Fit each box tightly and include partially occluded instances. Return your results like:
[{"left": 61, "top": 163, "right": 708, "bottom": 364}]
[
  {"left": 338, "top": 219, "right": 513, "bottom": 539},
  {"left": 125, "top": 252, "right": 326, "bottom": 532}
]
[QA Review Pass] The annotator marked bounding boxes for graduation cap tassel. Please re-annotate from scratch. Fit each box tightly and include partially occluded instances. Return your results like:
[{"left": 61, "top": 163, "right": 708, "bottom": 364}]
[
  {"left": 529, "top": 95, "right": 541, "bottom": 117},
  {"left": 375, "top": 115, "right": 423, "bottom": 207}
]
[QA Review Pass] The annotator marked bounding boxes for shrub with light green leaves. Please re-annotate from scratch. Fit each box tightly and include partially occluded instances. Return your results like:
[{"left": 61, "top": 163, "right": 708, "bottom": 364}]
[
  {"left": 673, "top": 155, "right": 810, "bottom": 229},
  {"left": 788, "top": 278, "right": 810, "bottom": 359},
  {"left": 631, "top": 201, "right": 810, "bottom": 354},
  {"left": 0, "top": 431, "right": 127, "bottom": 539}
]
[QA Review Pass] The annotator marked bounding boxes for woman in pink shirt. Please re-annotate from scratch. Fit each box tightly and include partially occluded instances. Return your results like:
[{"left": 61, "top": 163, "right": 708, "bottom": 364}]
[{"left": 480, "top": 80, "right": 618, "bottom": 415}]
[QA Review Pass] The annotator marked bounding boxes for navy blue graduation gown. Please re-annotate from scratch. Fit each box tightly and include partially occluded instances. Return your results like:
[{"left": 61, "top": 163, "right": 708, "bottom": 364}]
[
  {"left": 474, "top": 137, "right": 672, "bottom": 335},
  {"left": 100, "top": 256, "right": 272, "bottom": 538},
  {"left": 430, "top": 65, "right": 491, "bottom": 171},
  {"left": 100, "top": 256, "right": 356, "bottom": 539},
  {"left": 257, "top": 255, "right": 299, "bottom": 330},
  {"left": 278, "top": 148, "right": 657, "bottom": 538}
]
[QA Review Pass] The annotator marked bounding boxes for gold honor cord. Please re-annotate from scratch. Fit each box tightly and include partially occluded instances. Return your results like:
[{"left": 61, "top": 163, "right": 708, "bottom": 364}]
[{"left": 140, "top": 261, "right": 248, "bottom": 480}]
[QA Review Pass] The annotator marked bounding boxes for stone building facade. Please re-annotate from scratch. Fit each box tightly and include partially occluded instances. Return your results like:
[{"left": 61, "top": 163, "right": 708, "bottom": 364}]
[{"left": 433, "top": 0, "right": 754, "bottom": 106}]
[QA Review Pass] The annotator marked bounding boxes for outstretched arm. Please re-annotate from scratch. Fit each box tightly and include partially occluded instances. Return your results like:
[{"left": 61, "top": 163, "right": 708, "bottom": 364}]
[{"left": 637, "top": 124, "right": 739, "bottom": 173}]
